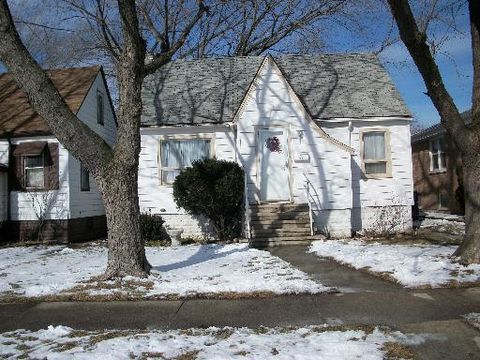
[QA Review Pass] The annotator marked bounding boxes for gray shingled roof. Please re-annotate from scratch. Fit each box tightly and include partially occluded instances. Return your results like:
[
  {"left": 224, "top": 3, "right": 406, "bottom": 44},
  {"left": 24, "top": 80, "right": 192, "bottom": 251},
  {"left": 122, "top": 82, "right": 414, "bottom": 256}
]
[{"left": 141, "top": 54, "right": 411, "bottom": 126}]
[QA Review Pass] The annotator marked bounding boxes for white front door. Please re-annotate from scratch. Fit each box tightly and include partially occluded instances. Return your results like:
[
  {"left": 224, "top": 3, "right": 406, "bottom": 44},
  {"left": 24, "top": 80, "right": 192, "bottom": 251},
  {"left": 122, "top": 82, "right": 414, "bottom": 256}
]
[{"left": 258, "top": 128, "right": 291, "bottom": 202}]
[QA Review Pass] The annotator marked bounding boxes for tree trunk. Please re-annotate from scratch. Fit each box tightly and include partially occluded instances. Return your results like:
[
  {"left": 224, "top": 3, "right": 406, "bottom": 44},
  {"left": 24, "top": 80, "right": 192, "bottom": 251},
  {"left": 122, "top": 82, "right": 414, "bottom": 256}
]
[
  {"left": 454, "top": 154, "right": 480, "bottom": 264},
  {"left": 99, "top": 164, "right": 151, "bottom": 278}
]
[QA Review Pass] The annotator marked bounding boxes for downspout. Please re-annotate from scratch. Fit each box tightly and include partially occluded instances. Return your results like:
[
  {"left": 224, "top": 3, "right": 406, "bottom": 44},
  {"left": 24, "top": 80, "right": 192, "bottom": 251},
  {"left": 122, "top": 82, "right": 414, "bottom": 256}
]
[{"left": 6, "top": 136, "right": 11, "bottom": 223}]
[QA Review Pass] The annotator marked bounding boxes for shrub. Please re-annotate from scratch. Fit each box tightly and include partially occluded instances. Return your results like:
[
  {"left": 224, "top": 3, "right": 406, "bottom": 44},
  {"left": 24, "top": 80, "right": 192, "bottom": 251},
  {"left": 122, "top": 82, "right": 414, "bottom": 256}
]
[
  {"left": 140, "top": 211, "right": 169, "bottom": 244},
  {"left": 173, "top": 158, "right": 244, "bottom": 241}
]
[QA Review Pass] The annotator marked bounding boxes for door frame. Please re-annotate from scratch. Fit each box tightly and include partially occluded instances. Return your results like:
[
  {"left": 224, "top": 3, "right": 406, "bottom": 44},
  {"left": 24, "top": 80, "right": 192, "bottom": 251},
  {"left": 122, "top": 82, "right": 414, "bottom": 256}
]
[{"left": 255, "top": 125, "right": 293, "bottom": 204}]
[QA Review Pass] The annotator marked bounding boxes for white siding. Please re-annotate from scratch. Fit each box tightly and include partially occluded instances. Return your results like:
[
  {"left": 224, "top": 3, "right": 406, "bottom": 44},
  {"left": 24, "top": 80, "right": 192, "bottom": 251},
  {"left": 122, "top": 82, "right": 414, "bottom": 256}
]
[
  {"left": 0, "top": 140, "right": 8, "bottom": 166},
  {"left": 68, "top": 71, "right": 117, "bottom": 218},
  {"left": 9, "top": 137, "right": 70, "bottom": 221},
  {"left": 236, "top": 61, "right": 353, "bottom": 211},
  {"left": 321, "top": 119, "right": 414, "bottom": 232},
  {"left": 138, "top": 126, "right": 235, "bottom": 238},
  {"left": 75, "top": 72, "right": 117, "bottom": 147},
  {"left": 0, "top": 172, "right": 7, "bottom": 222},
  {"left": 320, "top": 120, "right": 414, "bottom": 207}
]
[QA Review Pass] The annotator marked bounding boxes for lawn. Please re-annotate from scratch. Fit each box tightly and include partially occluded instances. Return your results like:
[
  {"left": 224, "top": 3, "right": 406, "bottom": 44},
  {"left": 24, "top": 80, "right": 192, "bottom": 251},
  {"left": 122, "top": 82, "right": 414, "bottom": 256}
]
[
  {"left": 0, "top": 324, "right": 419, "bottom": 359},
  {"left": 309, "top": 240, "right": 480, "bottom": 288},
  {"left": 0, "top": 243, "right": 330, "bottom": 301}
]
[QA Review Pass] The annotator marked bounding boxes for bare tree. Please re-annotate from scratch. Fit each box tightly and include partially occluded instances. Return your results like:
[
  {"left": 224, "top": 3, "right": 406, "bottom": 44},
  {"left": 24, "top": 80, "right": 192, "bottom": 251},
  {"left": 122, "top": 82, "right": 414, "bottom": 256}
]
[
  {"left": 387, "top": 0, "right": 479, "bottom": 264},
  {"left": 0, "top": 0, "right": 355, "bottom": 278}
]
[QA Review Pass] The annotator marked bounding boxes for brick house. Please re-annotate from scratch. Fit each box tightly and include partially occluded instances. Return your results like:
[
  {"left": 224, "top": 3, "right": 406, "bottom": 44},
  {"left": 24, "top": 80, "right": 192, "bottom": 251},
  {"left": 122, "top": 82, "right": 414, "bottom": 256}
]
[{"left": 411, "top": 111, "right": 470, "bottom": 214}]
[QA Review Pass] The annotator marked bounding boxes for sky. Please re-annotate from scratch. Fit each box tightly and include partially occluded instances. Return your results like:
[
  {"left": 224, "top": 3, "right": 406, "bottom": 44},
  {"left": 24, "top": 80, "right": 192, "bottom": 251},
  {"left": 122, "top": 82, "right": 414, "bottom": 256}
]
[
  {"left": 378, "top": 8, "right": 472, "bottom": 128},
  {"left": 0, "top": 0, "right": 474, "bottom": 130}
]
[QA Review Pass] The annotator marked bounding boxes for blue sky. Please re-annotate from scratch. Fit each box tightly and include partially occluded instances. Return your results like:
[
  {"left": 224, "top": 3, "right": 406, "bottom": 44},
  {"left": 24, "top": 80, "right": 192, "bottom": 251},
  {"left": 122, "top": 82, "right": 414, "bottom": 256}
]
[{"left": 378, "top": 12, "right": 472, "bottom": 128}]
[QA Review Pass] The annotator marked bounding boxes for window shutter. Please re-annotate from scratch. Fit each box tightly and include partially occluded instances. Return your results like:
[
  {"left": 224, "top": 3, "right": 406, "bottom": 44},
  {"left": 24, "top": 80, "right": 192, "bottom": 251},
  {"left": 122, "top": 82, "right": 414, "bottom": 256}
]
[
  {"left": 44, "top": 143, "right": 59, "bottom": 190},
  {"left": 8, "top": 144, "right": 23, "bottom": 191}
]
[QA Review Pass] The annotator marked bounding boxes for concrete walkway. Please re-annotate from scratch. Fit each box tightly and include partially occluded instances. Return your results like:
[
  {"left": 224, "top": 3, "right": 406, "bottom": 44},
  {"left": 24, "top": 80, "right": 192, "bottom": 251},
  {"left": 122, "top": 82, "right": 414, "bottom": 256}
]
[{"left": 0, "top": 246, "right": 479, "bottom": 359}]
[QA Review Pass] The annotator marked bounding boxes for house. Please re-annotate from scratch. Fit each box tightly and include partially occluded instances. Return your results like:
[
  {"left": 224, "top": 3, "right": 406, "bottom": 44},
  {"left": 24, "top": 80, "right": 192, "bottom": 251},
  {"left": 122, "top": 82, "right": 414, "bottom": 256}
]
[
  {"left": 139, "top": 54, "right": 414, "bottom": 244},
  {"left": 0, "top": 66, "right": 116, "bottom": 243},
  {"left": 411, "top": 111, "right": 470, "bottom": 214}
]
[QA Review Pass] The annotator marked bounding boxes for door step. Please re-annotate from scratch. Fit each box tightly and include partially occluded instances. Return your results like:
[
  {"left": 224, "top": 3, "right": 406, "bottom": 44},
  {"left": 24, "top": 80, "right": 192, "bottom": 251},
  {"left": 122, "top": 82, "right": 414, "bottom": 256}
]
[{"left": 249, "top": 235, "right": 325, "bottom": 248}]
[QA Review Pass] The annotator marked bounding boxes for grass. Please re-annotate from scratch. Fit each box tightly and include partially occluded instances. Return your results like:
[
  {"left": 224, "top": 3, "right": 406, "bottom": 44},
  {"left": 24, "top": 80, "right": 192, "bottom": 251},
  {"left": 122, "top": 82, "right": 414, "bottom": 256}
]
[
  {"left": 381, "top": 341, "right": 415, "bottom": 359},
  {"left": 0, "top": 289, "right": 323, "bottom": 304}
]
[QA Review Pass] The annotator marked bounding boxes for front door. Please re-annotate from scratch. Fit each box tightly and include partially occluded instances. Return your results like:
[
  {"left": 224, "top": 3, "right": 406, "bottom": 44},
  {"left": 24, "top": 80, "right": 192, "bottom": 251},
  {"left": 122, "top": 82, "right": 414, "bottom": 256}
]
[{"left": 258, "top": 128, "right": 291, "bottom": 202}]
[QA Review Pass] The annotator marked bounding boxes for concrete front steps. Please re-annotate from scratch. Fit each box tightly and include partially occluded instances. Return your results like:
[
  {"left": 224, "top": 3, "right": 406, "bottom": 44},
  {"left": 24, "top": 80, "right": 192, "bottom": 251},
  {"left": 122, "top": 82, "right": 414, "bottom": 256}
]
[{"left": 248, "top": 203, "right": 324, "bottom": 248}]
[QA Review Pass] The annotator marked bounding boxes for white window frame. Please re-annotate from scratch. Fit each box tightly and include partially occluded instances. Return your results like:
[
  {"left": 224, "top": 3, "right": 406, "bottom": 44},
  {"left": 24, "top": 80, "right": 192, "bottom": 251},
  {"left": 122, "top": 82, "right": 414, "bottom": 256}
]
[
  {"left": 158, "top": 134, "right": 215, "bottom": 185},
  {"left": 97, "top": 91, "right": 104, "bottom": 126},
  {"left": 23, "top": 153, "right": 45, "bottom": 190},
  {"left": 429, "top": 137, "right": 447, "bottom": 173},
  {"left": 360, "top": 128, "right": 392, "bottom": 179}
]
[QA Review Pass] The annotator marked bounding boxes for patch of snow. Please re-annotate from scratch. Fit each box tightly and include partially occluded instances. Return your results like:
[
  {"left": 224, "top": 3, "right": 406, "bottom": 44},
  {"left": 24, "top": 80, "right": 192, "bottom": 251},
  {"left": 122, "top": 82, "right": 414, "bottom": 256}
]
[
  {"left": 463, "top": 313, "right": 480, "bottom": 330},
  {"left": 0, "top": 244, "right": 329, "bottom": 298},
  {"left": 0, "top": 325, "right": 417, "bottom": 360},
  {"left": 309, "top": 240, "right": 480, "bottom": 288},
  {"left": 415, "top": 215, "right": 465, "bottom": 235}
]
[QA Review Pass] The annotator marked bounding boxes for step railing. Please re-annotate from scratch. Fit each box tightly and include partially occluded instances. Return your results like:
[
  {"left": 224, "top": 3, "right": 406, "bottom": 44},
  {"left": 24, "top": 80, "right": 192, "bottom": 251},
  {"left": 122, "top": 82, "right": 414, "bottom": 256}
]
[
  {"left": 244, "top": 170, "right": 251, "bottom": 239},
  {"left": 305, "top": 180, "right": 314, "bottom": 236}
]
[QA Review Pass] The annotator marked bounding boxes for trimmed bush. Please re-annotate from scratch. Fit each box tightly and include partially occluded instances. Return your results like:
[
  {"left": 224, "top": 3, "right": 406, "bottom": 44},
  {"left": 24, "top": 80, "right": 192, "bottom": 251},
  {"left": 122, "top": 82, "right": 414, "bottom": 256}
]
[
  {"left": 173, "top": 158, "right": 244, "bottom": 241},
  {"left": 140, "top": 212, "right": 169, "bottom": 244}
]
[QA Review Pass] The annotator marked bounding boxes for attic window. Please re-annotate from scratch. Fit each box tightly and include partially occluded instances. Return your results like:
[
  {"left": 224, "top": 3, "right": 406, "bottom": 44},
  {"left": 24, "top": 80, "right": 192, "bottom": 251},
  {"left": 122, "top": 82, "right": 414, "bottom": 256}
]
[
  {"left": 361, "top": 130, "right": 391, "bottom": 178},
  {"left": 97, "top": 92, "right": 104, "bottom": 125}
]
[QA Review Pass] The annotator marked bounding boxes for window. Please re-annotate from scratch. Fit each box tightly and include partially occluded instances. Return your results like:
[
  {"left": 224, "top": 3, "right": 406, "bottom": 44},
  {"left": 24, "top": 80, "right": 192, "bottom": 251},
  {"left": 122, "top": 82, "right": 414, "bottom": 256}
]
[
  {"left": 439, "top": 191, "right": 449, "bottom": 209},
  {"left": 430, "top": 137, "right": 446, "bottom": 172},
  {"left": 160, "top": 139, "right": 211, "bottom": 184},
  {"left": 24, "top": 154, "right": 44, "bottom": 189},
  {"left": 80, "top": 164, "right": 90, "bottom": 191},
  {"left": 97, "top": 92, "right": 104, "bottom": 125},
  {"left": 361, "top": 130, "right": 391, "bottom": 177}
]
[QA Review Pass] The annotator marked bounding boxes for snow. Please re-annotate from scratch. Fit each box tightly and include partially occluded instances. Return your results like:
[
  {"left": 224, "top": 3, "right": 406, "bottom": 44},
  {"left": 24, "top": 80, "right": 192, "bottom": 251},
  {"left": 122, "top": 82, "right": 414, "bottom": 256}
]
[
  {"left": 309, "top": 240, "right": 480, "bottom": 288},
  {"left": 0, "top": 243, "right": 329, "bottom": 298},
  {"left": 0, "top": 325, "right": 421, "bottom": 359},
  {"left": 463, "top": 313, "right": 480, "bottom": 330}
]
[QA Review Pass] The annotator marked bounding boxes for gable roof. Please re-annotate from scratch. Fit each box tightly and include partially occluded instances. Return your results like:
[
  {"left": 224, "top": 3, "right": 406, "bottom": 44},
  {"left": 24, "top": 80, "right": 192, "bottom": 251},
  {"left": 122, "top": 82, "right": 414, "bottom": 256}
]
[
  {"left": 141, "top": 53, "right": 411, "bottom": 126},
  {"left": 411, "top": 110, "right": 471, "bottom": 143},
  {"left": 0, "top": 66, "right": 101, "bottom": 137}
]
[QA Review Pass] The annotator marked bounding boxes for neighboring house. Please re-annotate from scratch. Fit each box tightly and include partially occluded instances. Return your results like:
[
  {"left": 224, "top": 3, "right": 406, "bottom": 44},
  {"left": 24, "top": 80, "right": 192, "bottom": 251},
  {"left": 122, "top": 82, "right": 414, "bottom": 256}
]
[
  {"left": 411, "top": 111, "right": 470, "bottom": 214},
  {"left": 0, "top": 66, "right": 117, "bottom": 243},
  {"left": 139, "top": 54, "right": 414, "bottom": 243}
]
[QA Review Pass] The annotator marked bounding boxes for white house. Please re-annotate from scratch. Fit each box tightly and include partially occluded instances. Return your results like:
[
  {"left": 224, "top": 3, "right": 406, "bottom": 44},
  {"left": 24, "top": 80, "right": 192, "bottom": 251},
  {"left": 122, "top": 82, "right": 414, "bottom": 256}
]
[
  {"left": 0, "top": 66, "right": 116, "bottom": 243},
  {"left": 139, "top": 54, "right": 414, "bottom": 244}
]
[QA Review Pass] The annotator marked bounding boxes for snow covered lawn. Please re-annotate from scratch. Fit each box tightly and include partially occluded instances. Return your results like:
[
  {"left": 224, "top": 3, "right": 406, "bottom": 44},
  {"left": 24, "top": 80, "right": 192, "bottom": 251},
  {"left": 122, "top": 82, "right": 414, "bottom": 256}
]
[
  {"left": 0, "top": 325, "right": 420, "bottom": 359},
  {"left": 0, "top": 243, "right": 329, "bottom": 300},
  {"left": 309, "top": 240, "right": 480, "bottom": 288}
]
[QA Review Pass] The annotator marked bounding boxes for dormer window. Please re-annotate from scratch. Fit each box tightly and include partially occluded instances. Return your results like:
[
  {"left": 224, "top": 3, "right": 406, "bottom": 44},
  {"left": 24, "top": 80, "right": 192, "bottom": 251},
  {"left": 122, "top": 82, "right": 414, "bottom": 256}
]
[{"left": 97, "top": 92, "right": 104, "bottom": 125}]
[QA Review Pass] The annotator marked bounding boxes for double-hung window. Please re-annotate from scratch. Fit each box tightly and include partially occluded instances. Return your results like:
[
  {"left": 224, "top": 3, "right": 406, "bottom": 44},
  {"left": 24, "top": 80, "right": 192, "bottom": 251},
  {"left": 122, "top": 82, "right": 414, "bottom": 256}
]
[
  {"left": 160, "top": 138, "right": 211, "bottom": 184},
  {"left": 361, "top": 130, "right": 391, "bottom": 177},
  {"left": 24, "top": 154, "right": 44, "bottom": 189},
  {"left": 429, "top": 137, "right": 446, "bottom": 172}
]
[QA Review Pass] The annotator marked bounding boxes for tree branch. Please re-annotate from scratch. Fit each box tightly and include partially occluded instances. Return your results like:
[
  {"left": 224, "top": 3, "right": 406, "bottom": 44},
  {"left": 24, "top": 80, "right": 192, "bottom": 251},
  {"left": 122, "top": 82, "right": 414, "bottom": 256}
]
[
  {"left": 387, "top": 0, "right": 476, "bottom": 155},
  {"left": 143, "top": 0, "right": 208, "bottom": 76}
]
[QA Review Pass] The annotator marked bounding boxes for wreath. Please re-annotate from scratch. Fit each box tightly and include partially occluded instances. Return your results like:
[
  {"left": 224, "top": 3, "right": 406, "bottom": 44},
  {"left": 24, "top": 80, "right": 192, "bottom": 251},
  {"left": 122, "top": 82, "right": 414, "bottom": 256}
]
[{"left": 265, "top": 136, "right": 282, "bottom": 153}]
